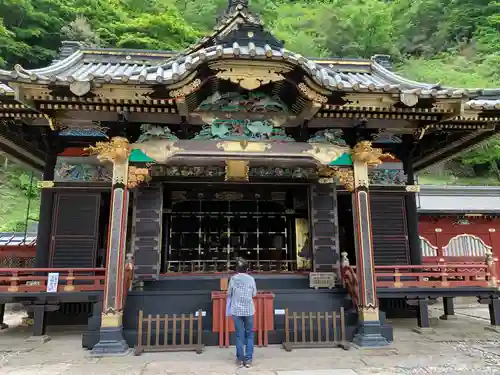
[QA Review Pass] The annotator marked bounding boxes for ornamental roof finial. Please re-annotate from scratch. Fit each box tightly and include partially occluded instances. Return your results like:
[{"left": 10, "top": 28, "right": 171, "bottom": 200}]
[{"left": 228, "top": 0, "right": 249, "bottom": 11}]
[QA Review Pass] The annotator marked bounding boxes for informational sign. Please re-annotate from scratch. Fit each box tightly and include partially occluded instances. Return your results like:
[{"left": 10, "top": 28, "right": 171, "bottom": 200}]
[{"left": 46, "top": 273, "right": 59, "bottom": 293}]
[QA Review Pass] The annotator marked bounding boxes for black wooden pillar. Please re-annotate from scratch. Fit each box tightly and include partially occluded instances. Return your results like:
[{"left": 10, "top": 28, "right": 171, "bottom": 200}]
[
  {"left": 35, "top": 152, "right": 57, "bottom": 268},
  {"left": 401, "top": 137, "right": 422, "bottom": 265}
]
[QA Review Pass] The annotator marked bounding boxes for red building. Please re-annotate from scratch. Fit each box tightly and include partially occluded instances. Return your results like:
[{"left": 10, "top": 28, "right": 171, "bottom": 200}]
[{"left": 418, "top": 185, "right": 500, "bottom": 272}]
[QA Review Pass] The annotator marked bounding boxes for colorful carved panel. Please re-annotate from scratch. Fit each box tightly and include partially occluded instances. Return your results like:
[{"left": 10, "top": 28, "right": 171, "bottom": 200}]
[
  {"left": 368, "top": 168, "right": 407, "bottom": 185},
  {"left": 196, "top": 91, "right": 287, "bottom": 113},
  {"left": 54, "top": 161, "right": 111, "bottom": 182},
  {"left": 150, "top": 166, "right": 317, "bottom": 179},
  {"left": 193, "top": 118, "right": 294, "bottom": 141},
  {"left": 59, "top": 127, "right": 107, "bottom": 137}
]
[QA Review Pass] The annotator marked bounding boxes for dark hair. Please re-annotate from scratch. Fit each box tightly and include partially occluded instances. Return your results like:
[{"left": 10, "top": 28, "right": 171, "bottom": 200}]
[{"left": 235, "top": 258, "right": 248, "bottom": 273}]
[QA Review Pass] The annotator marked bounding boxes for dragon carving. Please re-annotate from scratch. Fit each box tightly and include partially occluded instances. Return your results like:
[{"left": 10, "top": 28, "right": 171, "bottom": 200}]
[{"left": 351, "top": 141, "right": 394, "bottom": 165}]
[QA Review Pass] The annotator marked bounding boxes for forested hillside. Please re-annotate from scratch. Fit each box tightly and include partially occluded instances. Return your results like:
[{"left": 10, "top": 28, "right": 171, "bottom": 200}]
[{"left": 1, "top": 0, "right": 500, "bottom": 230}]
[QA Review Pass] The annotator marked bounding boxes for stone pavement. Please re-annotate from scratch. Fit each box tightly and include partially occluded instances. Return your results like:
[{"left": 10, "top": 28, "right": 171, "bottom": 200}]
[{"left": 0, "top": 306, "right": 499, "bottom": 375}]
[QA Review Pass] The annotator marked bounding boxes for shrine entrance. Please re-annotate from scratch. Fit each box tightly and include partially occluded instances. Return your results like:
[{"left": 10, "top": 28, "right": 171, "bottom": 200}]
[{"left": 162, "top": 184, "right": 310, "bottom": 274}]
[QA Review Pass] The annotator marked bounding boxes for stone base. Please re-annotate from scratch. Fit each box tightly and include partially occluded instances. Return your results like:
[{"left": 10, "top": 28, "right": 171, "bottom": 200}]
[
  {"left": 352, "top": 321, "right": 389, "bottom": 348},
  {"left": 90, "top": 327, "right": 131, "bottom": 357},
  {"left": 0, "top": 323, "right": 9, "bottom": 330},
  {"left": 412, "top": 327, "right": 435, "bottom": 335},
  {"left": 25, "top": 335, "right": 51, "bottom": 343},
  {"left": 484, "top": 326, "right": 500, "bottom": 334},
  {"left": 440, "top": 314, "right": 458, "bottom": 320}
]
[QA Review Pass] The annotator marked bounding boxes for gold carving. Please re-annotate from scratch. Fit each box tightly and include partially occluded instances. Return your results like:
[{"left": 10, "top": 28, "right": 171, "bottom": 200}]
[
  {"left": 131, "top": 140, "right": 183, "bottom": 163},
  {"left": 128, "top": 166, "right": 151, "bottom": 189},
  {"left": 331, "top": 167, "right": 355, "bottom": 192},
  {"left": 297, "top": 82, "right": 328, "bottom": 103},
  {"left": 85, "top": 137, "right": 130, "bottom": 164},
  {"left": 358, "top": 306, "right": 380, "bottom": 322},
  {"left": 304, "top": 144, "right": 348, "bottom": 165},
  {"left": 405, "top": 184, "right": 421, "bottom": 193},
  {"left": 169, "top": 78, "right": 202, "bottom": 98},
  {"left": 351, "top": 141, "right": 394, "bottom": 166},
  {"left": 217, "top": 140, "right": 271, "bottom": 152},
  {"left": 210, "top": 61, "right": 290, "bottom": 90},
  {"left": 225, "top": 160, "right": 249, "bottom": 182},
  {"left": 37, "top": 180, "right": 54, "bottom": 188},
  {"left": 317, "top": 166, "right": 355, "bottom": 191}
]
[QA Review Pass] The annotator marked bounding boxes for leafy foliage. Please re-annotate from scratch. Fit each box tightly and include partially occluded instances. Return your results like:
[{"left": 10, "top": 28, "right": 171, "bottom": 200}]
[
  {"left": 0, "top": 157, "right": 40, "bottom": 231},
  {"left": 0, "top": 0, "right": 499, "bottom": 229}
]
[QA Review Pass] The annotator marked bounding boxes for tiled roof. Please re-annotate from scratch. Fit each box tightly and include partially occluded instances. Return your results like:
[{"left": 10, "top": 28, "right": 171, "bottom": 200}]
[
  {"left": 0, "top": 233, "right": 37, "bottom": 246},
  {"left": 0, "top": 46, "right": 480, "bottom": 100},
  {"left": 418, "top": 185, "right": 500, "bottom": 213}
]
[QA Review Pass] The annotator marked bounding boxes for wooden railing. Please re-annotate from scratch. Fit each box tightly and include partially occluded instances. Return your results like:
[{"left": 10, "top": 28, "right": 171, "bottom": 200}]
[
  {"left": 374, "top": 263, "right": 495, "bottom": 288},
  {"left": 340, "top": 253, "right": 498, "bottom": 290},
  {"left": 0, "top": 268, "right": 106, "bottom": 293}
]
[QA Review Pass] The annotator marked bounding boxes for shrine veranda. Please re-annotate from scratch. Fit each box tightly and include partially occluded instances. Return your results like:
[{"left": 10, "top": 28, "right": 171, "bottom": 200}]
[{"left": 0, "top": 0, "right": 499, "bottom": 355}]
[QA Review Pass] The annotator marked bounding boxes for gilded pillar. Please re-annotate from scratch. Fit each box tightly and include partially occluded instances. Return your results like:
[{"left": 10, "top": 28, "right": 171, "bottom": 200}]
[
  {"left": 85, "top": 137, "right": 131, "bottom": 356},
  {"left": 350, "top": 141, "right": 389, "bottom": 347}
]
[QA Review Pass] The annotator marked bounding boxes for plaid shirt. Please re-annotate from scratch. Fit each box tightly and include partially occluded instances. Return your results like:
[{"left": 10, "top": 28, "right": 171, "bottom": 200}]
[{"left": 227, "top": 273, "right": 257, "bottom": 316}]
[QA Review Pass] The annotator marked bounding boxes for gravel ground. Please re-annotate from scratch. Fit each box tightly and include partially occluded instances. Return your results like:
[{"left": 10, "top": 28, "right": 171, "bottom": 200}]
[{"left": 0, "top": 304, "right": 497, "bottom": 375}]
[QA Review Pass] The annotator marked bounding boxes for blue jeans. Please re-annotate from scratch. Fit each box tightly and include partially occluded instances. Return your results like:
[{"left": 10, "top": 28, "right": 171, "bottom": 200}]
[{"left": 232, "top": 315, "right": 254, "bottom": 362}]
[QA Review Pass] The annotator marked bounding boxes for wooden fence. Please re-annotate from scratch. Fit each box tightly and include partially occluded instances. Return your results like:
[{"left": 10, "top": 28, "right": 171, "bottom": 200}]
[
  {"left": 212, "top": 291, "right": 274, "bottom": 348},
  {"left": 283, "top": 307, "right": 350, "bottom": 351},
  {"left": 135, "top": 310, "right": 204, "bottom": 355}
]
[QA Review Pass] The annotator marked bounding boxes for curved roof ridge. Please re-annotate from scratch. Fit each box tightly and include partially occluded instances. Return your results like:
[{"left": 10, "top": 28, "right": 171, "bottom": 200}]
[
  {"left": 370, "top": 58, "right": 437, "bottom": 90},
  {"left": 126, "top": 43, "right": 349, "bottom": 91},
  {"left": 11, "top": 50, "right": 85, "bottom": 79}
]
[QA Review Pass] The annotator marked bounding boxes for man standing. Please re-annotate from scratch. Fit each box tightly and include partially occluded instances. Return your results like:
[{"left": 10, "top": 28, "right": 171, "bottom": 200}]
[{"left": 227, "top": 258, "right": 257, "bottom": 368}]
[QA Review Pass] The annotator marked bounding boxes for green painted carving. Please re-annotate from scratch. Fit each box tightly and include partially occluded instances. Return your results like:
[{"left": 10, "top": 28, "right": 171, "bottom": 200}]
[
  {"left": 328, "top": 152, "right": 352, "bottom": 166},
  {"left": 193, "top": 118, "right": 295, "bottom": 142},
  {"left": 129, "top": 149, "right": 156, "bottom": 163},
  {"left": 308, "top": 129, "right": 347, "bottom": 147},
  {"left": 196, "top": 91, "right": 287, "bottom": 113},
  {"left": 55, "top": 162, "right": 111, "bottom": 182},
  {"left": 136, "top": 124, "right": 178, "bottom": 143}
]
